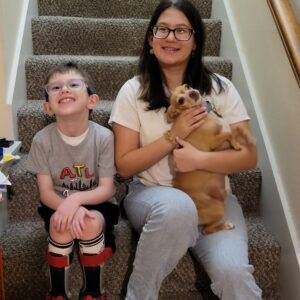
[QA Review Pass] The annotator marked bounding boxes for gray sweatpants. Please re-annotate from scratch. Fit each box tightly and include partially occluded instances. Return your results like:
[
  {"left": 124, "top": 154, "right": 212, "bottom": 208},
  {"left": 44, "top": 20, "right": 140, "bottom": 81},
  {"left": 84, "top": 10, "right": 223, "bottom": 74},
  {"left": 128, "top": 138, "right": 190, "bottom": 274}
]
[{"left": 124, "top": 179, "right": 262, "bottom": 300}]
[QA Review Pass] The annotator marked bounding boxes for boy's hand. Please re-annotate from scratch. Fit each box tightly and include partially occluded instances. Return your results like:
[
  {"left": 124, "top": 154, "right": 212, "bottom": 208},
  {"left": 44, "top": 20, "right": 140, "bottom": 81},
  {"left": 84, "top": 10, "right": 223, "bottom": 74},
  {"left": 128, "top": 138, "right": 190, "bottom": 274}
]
[
  {"left": 70, "top": 207, "right": 95, "bottom": 239},
  {"left": 52, "top": 194, "right": 81, "bottom": 232}
]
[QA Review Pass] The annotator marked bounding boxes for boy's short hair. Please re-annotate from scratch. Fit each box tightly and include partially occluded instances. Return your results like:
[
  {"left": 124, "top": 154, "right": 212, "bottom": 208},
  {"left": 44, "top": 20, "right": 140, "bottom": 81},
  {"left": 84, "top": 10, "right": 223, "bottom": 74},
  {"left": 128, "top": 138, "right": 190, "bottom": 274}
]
[{"left": 44, "top": 62, "right": 96, "bottom": 101}]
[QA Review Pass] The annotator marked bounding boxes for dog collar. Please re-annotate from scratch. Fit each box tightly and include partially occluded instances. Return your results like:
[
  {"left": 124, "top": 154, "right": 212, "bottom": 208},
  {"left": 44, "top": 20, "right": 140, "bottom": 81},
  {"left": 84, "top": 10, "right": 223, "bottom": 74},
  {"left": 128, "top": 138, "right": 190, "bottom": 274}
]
[{"left": 205, "top": 101, "right": 223, "bottom": 118}]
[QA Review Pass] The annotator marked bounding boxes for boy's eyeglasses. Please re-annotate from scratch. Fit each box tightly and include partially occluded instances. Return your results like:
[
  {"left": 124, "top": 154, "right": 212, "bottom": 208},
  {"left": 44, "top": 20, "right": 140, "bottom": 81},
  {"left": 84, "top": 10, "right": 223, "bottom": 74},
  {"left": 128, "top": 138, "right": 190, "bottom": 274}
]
[
  {"left": 45, "top": 79, "right": 86, "bottom": 96},
  {"left": 152, "top": 26, "right": 195, "bottom": 41}
]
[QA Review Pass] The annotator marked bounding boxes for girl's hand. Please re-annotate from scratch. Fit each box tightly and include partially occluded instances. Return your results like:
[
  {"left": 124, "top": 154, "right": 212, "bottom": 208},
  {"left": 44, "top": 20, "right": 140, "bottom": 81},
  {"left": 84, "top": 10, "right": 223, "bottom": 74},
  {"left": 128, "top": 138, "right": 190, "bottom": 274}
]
[
  {"left": 170, "top": 106, "right": 207, "bottom": 139},
  {"left": 70, "top": 206, "right": 95, "bottom": 239},
  {"left": 173, "top": 137, "right": 205, "bottom": 172}
]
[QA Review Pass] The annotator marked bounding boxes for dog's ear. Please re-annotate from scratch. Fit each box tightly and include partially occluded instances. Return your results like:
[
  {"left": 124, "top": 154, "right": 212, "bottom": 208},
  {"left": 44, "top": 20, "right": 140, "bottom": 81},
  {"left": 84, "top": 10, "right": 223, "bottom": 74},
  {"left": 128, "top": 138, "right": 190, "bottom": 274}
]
[{"left": 166, "top": 105, "right": 180, "bottom": 123}]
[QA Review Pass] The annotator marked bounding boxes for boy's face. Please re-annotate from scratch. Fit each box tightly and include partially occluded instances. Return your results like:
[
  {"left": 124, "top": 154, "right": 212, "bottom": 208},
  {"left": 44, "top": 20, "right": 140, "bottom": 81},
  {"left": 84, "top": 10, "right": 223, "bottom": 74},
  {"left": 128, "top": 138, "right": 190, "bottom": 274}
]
[{"left": 43, "top": 70, "right": 98, "bottom": 118}]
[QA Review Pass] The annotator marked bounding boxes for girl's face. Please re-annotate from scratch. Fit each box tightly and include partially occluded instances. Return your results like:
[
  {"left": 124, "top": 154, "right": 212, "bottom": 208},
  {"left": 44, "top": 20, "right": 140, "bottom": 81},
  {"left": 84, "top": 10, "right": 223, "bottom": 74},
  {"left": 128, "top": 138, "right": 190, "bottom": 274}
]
[{"left": 148, "top": 7, "right": 196, "bottom": 70}]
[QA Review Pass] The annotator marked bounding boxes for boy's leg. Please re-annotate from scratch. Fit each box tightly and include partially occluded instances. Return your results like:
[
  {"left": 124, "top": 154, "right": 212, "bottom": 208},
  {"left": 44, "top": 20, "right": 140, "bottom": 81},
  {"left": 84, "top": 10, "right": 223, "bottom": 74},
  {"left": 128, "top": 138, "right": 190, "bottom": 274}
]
[
  {"left": 47, "top": 237, "right": 74, "bottom": 299},
  {"left": 123, "top": 180, "right": 199, "bottom": 300},
  {"left": 190, "top": 195, "right": 262, "bottom": 300},
  {"left": 78, "top": 211, "right": 111, "bottom": 299},
  {"left": 38, "top": 205, "right": 74, "bottom": 299}
]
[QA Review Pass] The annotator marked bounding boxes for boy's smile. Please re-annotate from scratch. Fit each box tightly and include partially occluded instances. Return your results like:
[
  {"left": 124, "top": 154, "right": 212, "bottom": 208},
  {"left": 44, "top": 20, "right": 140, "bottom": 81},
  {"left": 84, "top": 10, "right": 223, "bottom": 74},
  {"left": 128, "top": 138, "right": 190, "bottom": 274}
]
[{"left": 58, "top": 96, "right": 76, "bottom": 105}]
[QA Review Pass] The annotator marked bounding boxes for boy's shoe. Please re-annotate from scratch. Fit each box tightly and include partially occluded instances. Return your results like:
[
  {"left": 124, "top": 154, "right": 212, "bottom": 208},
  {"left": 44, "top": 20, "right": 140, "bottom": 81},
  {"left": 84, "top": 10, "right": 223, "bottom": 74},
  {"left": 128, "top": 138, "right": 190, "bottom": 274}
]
[
  {"left": 80, "top": 295, "right": 106, "bottom": 300},
  {"left": 45, "top": 292, "right": 69, "bottom": 300}
]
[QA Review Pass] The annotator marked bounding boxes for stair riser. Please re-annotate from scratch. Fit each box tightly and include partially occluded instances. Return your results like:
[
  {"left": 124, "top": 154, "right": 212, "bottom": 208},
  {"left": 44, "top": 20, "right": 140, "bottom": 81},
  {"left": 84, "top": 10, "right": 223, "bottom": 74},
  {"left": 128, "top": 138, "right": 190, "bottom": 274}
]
[
  {"left": 38, "top": 0, "right": 213, "bottom": 19},
  {"left": 1, "top": 223, "right": 48, "bottom": 299},
  {"left": 26, "top": 56, "right": 232, "bottom": 101},
  {"left": 229, "top": 170, "right": 261, "bottom": 214},
  {"left": 18, "top": 101, "right": 51, "bottom": 154},
  {"left": 32, "top": 17, "right": 221, "bottom": 57},
  {"left": 8, "top": 172, "right": 41, "bottom": 222}
]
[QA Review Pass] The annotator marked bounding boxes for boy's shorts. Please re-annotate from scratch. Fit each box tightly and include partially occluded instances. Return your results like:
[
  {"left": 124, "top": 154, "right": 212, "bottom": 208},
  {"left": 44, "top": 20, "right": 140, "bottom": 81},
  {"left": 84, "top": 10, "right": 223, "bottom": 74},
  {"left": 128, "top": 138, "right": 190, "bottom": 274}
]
[{"left": 38, "top": 202, "right": 120, "bottom": 252}]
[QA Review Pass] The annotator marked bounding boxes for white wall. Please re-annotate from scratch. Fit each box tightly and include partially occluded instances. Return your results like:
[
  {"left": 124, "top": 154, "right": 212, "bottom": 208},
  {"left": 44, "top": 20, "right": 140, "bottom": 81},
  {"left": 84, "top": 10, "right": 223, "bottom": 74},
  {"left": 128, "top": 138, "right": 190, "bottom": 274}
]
[
  {"left": 0, "top": 0, "right": 23, "bottom": 137},
  {"left": 0, "top": 55, "right": 13, "bottom": 138},
  {"left": 212, "top": 0, "right": 300, "bottom": 299},
  {"left": 1, "top": 0, "right": 25, "bottom": 99},
  {"left": 0, "top": 0, "right": 37, "bottom": 139}
]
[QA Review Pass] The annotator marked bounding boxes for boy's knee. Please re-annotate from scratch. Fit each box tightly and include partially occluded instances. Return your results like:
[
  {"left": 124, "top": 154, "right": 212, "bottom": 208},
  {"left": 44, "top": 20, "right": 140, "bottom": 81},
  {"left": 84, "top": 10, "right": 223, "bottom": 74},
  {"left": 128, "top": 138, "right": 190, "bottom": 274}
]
[{"left": 82, "top": 210, "right": 105, "bottom": 236}]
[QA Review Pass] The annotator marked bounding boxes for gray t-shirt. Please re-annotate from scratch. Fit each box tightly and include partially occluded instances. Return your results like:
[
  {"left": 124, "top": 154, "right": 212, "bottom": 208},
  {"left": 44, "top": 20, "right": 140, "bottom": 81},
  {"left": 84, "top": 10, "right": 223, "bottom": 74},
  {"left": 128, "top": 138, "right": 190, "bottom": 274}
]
[{"left": 26, "top": 121, "right": 116, "bottom": 198}]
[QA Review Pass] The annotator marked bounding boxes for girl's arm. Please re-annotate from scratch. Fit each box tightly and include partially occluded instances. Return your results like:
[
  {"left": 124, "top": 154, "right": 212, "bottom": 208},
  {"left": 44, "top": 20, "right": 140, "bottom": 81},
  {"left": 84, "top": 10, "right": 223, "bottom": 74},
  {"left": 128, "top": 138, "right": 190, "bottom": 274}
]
[
  {"left": 113, "top": 106, "right": 207, "bottom": 178},
  {"left": 173, "top": 120, "right": 257, "bottom": 174},
  {"left": 113, "top": 123, "right": 174, "bottom": 178}
]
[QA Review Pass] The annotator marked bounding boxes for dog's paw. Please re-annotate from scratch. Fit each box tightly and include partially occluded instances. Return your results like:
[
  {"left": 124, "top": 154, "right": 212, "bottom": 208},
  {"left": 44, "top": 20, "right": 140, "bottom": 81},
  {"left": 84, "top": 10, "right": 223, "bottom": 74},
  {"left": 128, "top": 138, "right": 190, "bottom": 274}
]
[
  {"left": 224, "top": 222, "right": 235, "bottom": 230},
  {"left": 201, "top": 227, "right": 210, "bottom": 235},
  {"left": 231, "top": 140, "right": 242, "bottom": 151}
]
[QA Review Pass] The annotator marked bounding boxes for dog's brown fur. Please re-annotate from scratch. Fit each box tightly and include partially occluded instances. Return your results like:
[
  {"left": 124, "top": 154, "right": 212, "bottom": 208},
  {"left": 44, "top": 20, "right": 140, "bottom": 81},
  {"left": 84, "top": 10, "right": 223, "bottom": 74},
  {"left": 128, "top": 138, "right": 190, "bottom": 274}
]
[{"left": 167, "top": 84, "right": 242, "bottom": 235}]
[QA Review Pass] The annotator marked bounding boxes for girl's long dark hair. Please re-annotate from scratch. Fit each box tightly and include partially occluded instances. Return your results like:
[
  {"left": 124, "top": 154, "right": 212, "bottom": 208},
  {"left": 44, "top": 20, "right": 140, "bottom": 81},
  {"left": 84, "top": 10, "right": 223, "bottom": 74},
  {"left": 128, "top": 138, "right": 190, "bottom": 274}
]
[{"left": 138, "top": 0, "right": 225, "bottom": 110}]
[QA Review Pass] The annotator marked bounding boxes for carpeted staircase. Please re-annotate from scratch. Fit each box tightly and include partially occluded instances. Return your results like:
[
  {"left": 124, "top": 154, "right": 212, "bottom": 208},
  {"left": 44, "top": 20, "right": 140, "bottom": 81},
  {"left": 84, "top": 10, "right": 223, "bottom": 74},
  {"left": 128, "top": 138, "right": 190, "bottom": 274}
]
[{"left": 0, "top": 0, "right": 281, "bottom": 299}]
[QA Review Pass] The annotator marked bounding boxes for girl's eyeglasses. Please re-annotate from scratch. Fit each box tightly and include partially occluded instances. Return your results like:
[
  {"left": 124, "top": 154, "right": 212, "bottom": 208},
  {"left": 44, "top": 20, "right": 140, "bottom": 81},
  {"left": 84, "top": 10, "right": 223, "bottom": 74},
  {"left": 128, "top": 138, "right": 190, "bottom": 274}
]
[{"left": 152, "top": 26, "right": 195, "bottom": 41}]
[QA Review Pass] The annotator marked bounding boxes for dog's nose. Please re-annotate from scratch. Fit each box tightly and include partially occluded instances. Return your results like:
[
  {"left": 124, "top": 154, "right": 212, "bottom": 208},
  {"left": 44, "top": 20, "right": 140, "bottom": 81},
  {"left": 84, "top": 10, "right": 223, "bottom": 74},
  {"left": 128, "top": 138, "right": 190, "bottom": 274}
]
[{"left": 189, "top": 90, "right": 199, "bottom": 100}]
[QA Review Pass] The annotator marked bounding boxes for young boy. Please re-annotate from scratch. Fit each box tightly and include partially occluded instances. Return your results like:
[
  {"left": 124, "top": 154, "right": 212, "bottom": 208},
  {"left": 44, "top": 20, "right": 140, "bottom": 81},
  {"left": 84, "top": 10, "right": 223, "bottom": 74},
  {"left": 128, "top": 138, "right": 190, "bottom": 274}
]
[{"left": 26, "top": 62, "right": 119, "bottom": 300}]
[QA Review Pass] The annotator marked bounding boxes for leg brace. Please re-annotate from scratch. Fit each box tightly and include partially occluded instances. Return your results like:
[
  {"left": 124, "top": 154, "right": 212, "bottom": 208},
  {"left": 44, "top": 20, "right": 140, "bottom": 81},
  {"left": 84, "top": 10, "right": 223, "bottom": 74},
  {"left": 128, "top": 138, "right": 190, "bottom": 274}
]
[{"left": 79, "top": 248, "right": 112, "bottom": 298}]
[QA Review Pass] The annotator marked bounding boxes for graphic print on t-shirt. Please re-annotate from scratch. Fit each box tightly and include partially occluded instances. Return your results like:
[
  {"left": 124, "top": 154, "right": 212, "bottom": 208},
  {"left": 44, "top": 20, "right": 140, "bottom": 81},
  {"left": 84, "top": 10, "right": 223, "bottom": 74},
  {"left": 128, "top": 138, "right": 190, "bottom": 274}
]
[{"left": 60, "top": 163, "right": 97, "bottom": 191}]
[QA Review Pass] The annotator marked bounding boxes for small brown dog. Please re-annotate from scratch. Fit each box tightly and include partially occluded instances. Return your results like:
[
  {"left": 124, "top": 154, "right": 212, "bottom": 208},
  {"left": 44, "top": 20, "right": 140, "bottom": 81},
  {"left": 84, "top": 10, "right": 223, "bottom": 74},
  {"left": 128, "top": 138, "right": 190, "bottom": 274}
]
[{"left": 167, "top": 84, "right": 242, "bottom": 235}]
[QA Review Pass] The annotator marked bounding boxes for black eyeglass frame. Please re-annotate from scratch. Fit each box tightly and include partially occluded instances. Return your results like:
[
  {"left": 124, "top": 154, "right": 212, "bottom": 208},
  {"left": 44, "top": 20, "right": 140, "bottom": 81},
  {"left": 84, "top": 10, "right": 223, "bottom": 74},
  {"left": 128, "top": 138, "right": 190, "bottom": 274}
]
[{"left": 152, "top": 26, "right": 195, "bottom": 41}]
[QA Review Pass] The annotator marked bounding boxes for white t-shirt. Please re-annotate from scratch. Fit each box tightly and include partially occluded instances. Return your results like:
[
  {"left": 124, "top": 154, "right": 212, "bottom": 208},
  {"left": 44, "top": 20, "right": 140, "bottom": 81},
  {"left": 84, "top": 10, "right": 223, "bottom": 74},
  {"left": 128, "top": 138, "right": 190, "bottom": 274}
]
[{"left": 109, "top": 75, "right": 249, "bottom": 187}]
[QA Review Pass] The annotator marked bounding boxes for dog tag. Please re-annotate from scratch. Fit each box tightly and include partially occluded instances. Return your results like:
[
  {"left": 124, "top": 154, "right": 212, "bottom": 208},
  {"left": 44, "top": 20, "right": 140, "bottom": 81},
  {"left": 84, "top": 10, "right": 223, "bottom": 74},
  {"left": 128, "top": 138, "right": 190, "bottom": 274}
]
[{"left": 205, "top": 101, "right": 223, "bottom": 118}]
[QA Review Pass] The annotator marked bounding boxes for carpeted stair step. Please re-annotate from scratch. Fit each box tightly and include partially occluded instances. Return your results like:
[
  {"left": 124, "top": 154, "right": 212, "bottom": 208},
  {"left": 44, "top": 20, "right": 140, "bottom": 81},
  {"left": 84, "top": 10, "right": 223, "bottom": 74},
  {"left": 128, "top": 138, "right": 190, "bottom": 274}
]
[
  {"left": 7, "top": 155, "right": 261, "bottom": 223},
  {"left": 0, "top": 216, "right": 280, "bottom": 300},
  {"left": 37, "top": 0, "right": 212, "bottom": 19},
  {"left": 25, "top": 55, "right": 232, "bottom": 101},
  {"left": 32, "top": 17, "right": 221, "bottom": 56}
]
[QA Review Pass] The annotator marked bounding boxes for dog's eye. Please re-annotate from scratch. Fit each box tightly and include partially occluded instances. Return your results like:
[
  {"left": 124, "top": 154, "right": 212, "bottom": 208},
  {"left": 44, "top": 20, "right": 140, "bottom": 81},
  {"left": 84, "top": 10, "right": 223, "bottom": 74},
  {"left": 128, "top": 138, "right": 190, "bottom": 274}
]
[
  {"left": 189, "top": 91, "right": 198, "bottom": 99},
  {"left": 178, "top": 97, "right": 184, "bottom": 104}
]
